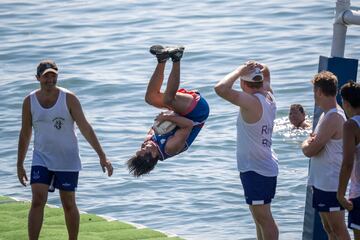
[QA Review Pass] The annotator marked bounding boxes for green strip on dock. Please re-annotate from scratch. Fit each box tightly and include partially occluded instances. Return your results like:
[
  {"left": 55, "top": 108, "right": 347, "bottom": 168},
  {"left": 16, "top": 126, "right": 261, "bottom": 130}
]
[{"left": 0, "top": 196, "right": 183, "bottom": 240}]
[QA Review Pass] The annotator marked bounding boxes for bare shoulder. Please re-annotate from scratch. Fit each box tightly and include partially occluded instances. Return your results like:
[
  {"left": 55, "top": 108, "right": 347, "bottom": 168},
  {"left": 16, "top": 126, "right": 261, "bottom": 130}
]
[
  {"left": 326, "top": 111, "right": 346, "bottom": 125},
  {"left": 65, "top": 91, "right": 80, "bottom": 104},
  {"left": 344, "top": 119, "right": 360, "bottom": 145},
  {"left": 316, "top": 112, "right": 341, "bottom": 134},
  {"left": 64, "top": 91, "right": 82, "bottom": 116},
  {"left": 344, "top": 118, "right": 358, "bottom": 131},
  {"left": 23, "top": 95, "right": 31, "bottom": 105},
  {"left": 22, "top": 95, "right": 32, "bottom": 115}
]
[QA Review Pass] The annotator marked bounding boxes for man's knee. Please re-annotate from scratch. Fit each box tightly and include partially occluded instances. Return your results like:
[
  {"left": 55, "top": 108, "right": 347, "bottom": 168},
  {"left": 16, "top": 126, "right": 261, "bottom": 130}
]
[
  {"left": 145, "top": 94, "right": 152, "bottom": 105},
  {"left": 145, "top": 93, "right": 161, "bottom": 107},
  {"left": 163, "top": 95, "right": 174, "bottom": 107},
  {"left": 62, "top": 199, "right": 77, "bottom": 212},
  {"left": 31, "top": 194, "right": 47, "bottom": 209}
]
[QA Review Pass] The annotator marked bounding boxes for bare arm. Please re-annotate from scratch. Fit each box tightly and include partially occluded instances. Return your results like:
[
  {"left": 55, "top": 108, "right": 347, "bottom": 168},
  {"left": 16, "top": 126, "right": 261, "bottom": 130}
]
[
  {"left": 67, "top": 93, "right": 113, "bottom": 176},
  {"left": 214, "top": 64, "right": 260, "bottom": 110},
  {"left": 17, "top": 96, "right": 32, "bottom": 186},
  {"left": 337, "top": 120, "right": 357, "bottom": 210},
  {"left": 156, "top": 113, "right": 193, "bottom": 155},
  {"left": 302, "top": 113, "right": 342, "bottom": 157},
  {"left": 257, "top": 62, "right": 272, "bottom": 93}
]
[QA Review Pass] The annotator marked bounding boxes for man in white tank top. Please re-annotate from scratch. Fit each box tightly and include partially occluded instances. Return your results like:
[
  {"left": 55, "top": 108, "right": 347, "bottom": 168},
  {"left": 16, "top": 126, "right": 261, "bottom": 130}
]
[
  {"left": 337, "top": 81, "right": 360, "bottom": 239},
  {"left": 16, "top": 60, "right": 113, "bottom": 240},
  {"left": 215, "top": 61, "right": 279, "bottom": 240},
  {"left": 302, "top": 71, "right": 350, "bottom": 239}
]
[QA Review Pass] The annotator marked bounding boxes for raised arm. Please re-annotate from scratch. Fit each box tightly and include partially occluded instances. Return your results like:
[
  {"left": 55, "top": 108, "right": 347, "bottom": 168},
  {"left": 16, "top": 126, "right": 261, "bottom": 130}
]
[
  {"left": 256, "top": 62, "right": 272, "bottom": 93},
  {"left": 66, "top": 93, "right": 113, "bottom": 176},
  {"left": 214, "top": 64, "right": 260, "bottom": 110},
  {"left": 17, "top": 96, "right": 32, "bottom": 186}
]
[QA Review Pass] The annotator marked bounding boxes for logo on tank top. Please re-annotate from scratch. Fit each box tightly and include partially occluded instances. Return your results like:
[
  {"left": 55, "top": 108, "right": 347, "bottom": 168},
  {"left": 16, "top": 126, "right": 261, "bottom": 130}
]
[
  {"left": 52, "top": 117, "right": 65, "bottom": 130},
  {"left": 261, "top": 124, "right": 273, "bottom": 148}
]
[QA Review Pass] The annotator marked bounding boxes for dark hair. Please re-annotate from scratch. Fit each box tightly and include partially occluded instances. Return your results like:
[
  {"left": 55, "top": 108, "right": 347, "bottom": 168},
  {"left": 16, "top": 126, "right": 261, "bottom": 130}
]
[
  {"left": 340, "top": 80, "right": 360, "bottom": 108},
  {"left": 127, "top": 152, "right": 159, "bottom": 177},
  {"left": 290, "top": 104, "right": 305, "bottom": 114},
  {"left": 244, "top": 81, "right": 263, "bottom": 89},
  {"left": 311, "top": 71, "right": 338, "bottom": 96},
  {"left": 37, "top": 59, "right": 58, "bottom": 77}
]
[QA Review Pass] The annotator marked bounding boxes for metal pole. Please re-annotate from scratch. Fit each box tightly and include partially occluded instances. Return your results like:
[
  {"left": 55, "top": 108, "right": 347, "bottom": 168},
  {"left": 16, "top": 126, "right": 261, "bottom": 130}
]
[{"left": 331, "top": 0, "right": 350, "bottom": 57}]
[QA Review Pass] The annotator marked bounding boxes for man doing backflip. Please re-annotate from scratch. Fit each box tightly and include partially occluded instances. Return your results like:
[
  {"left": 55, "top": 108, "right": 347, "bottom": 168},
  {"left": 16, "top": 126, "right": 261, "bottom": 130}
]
[{"left": 127, "top": 45, "right": 209, "bottom": 177}]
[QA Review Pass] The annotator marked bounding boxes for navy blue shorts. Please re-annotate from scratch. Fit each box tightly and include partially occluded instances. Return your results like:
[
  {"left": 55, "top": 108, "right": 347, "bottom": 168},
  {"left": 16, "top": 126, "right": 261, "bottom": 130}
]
[
  {"left": 312, "top": 187, "right": 344, "bottom": 212},
  {"left": 30, "top": 166, "right": 79, "bottom": 192},
  {"left": 348, "top": 196, "right": 360, "bottom": 230},
  {"left": 240, "top": 171, "right": 277, "bottom": 205}
]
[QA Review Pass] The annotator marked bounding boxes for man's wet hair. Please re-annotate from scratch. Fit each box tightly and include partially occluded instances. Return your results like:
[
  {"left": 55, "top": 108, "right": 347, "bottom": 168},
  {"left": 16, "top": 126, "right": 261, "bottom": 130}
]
[
  {"left": 341, "top": 80, "right": 360, "bottom": 108},
  {"left": 311, "top": 71, "right": 338, "bottom": 97},
  {"left": 127, "top": 152, "right": 159, "bottom": 177},
  {"left": 290, "top": 104, "right": 305, "bottom": 114}
]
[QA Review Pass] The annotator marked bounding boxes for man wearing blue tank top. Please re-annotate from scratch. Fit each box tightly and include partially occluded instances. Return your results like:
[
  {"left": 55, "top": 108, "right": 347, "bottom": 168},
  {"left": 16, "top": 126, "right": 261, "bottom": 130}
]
[
  {"left": 215, "top": 61, "right": 279, "bottom": 240},
  {"left": 17, "top": 60, "right": 113, "bottom": 240},
  {"left": 302, "top": 71, "right": 350, "bottom": 239},
  {"left": 127, "top": 45, "right": 209, "bottom": 177},
  {"left": 337, "top": 81, "right": 360, "bottom": 239}
]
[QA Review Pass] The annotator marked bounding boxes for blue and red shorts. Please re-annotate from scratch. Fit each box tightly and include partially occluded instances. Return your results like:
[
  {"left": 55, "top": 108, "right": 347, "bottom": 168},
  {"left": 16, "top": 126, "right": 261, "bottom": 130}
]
[{"left": 177, "top": 89, "right": 209, "bottom": 146}]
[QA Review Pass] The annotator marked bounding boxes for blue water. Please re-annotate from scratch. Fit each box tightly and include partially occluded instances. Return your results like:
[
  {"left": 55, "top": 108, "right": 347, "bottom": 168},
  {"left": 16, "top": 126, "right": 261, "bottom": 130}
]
[{"left": 1, "top": 1, "right": 359, "bottom": 239}]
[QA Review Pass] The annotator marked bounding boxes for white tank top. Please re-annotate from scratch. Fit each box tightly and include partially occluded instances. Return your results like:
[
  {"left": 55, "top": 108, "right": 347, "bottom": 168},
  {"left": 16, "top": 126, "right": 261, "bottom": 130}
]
[
  {"left": 30, "top": 87, "right": 82, "bottom": 171},
  {"left": 349, "top": 115, "right": 360, "bottom": 199},
  {"left": 236, "top": 92, "right": 278, "bottom": 177},
  {"left": 308, "top": 107, "right": 346, "bottom": 191}
]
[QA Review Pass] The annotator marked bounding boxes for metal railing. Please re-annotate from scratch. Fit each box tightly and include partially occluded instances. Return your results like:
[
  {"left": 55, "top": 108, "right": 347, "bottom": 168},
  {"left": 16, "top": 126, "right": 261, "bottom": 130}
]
[{"left": 331, "top": 0, "right": 360, "bottom": 57}]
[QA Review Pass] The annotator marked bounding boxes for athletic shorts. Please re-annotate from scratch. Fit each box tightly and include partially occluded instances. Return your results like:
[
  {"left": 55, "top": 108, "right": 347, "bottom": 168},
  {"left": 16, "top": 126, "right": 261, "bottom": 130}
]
[
  {"left": 179, "top": 89, "right": 209, "bottom": 147},
  {"left": 348, "top": 196, "right": 360, "bottom": 230},
  {"left": 240, "top": 171, "right": 277, "bottom": 205},
  {"left": 30, "top": 166, "right": 79, "bottom": 192},
  {"left": 312, "top": 187, "right": 344, "bottom": 212},
  {"left": 178, "top": 89, "right": 209, "bottom": 123}
]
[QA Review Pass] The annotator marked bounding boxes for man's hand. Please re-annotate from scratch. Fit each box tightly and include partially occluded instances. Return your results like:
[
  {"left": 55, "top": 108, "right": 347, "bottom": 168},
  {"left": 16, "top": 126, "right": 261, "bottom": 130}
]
[
  {"left": 239, "top": 61, "right": 258, "bottom": 78},
  {"left": 307, "top": 133, "right": 317, "bottom": 144},
  {"left": 155, "top": 111, "right": 176, "bottom": 124},
  {"left": 337, "top": 195, "right": 353, "bottom": 211},
  {"left": 17, "top": 165, "right": 28, "bottom": 186},
  {"left": 100, "top": 158, "right": 113, "bottom": 177}
]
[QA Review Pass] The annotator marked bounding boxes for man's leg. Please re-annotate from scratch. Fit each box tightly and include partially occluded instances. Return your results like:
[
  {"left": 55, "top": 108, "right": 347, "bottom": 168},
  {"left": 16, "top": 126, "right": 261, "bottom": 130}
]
[
  {"left": 163, "top": 61, "right": 193, "bottom": 113},
  {"left": 60, "top": 190, "right": 79, "bottom": 240},
  {"left": 255, "top": 222, "right": 264, "bottom": 240},
  {"left": 145, "top": 62, "right": 166, "bottom": 108},
  {"left": 28, "top": 184, "right": 49, "bottom": 240},
  {"left": 319, "top": 213, "right": 336, "bottom": 239},
  {"left": 249, "top": 204, "right": 279, "bottom": 240},
  {"left": 320, "top": 211, "right": 351, "bottom": 240}
]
